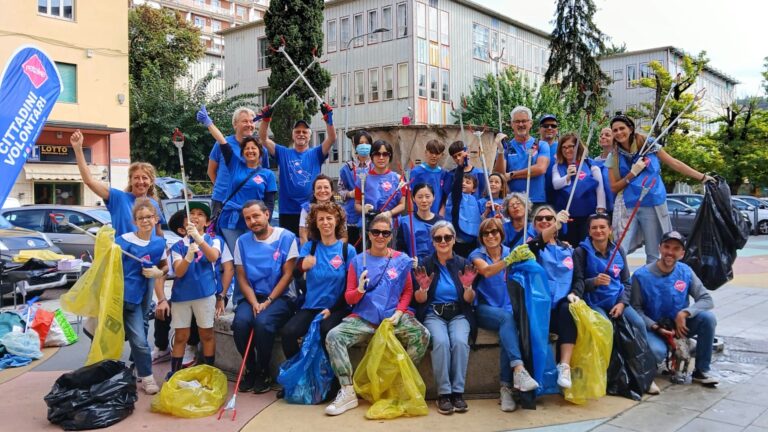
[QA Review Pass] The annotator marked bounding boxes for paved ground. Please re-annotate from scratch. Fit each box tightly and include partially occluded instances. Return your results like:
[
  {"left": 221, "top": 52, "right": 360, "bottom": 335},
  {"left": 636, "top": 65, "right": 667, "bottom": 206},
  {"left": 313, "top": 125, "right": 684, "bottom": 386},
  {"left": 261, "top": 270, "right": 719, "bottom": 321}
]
[{"left": 1, "top": 238, "right": 767, "bottom": 431}]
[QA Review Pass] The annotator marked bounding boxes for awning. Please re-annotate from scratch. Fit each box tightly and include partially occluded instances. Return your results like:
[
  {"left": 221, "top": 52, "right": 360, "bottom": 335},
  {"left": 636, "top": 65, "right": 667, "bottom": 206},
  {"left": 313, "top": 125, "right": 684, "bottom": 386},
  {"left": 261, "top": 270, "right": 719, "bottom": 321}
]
[{"left": 23, "top": 164, "right": 103, "bottom": 181}]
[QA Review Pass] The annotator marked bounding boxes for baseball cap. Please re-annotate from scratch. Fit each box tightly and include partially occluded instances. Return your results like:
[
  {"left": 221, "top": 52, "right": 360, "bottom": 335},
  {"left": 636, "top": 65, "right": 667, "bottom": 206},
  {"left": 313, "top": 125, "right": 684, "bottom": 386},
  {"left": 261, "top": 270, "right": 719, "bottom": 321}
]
[
  {"left": 169, "top": 201, "right": 212, "bottom": 235},
  {"left": 293, "top": 119, "right": 311, "bottom": 129},
  {"left": 539, "top": 114, "right": 557, "bottom": 125},
  {"left": 660, "top": 230, "right": 686, "bottom": 247}
]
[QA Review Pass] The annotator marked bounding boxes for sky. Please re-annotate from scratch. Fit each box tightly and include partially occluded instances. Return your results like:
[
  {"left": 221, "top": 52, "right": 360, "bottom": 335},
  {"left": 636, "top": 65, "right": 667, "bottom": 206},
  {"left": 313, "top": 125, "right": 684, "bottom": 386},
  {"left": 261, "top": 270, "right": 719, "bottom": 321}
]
[{"left": 475, "top": 0, "right": 767, "bottom": 97}]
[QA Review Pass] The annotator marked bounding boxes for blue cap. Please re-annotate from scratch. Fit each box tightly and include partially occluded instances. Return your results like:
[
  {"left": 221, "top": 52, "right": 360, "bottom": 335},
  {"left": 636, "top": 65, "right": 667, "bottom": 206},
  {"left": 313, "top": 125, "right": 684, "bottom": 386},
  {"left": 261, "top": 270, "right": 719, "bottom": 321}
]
[{"left": 539, "top": 114, "right": 557, "bottom": 125}]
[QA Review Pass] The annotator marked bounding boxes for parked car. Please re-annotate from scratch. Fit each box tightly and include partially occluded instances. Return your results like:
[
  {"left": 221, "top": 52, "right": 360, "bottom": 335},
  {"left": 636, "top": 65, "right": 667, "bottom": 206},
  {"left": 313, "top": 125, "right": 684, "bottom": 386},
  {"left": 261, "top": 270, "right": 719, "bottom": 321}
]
[
  {"left": 731, "top": 198, "right": 768, "bottom": 235},
  {"left": 667, "top": 193, "right": 704, "bottom": 209},
  {"left": 155, "top": 177, "right": 193, "bottom": 200},
  {"left": 666, "top": 199, "right": 697, "bottom": 237},
  {"left": 734, "top": 195, "right": 768, "bottom": 210}
]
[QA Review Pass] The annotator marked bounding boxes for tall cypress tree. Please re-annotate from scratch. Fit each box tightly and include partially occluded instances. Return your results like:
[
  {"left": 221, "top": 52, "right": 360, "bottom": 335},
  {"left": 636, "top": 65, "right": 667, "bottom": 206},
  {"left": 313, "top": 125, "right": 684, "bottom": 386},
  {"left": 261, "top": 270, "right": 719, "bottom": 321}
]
[
  {"left": 263, "top": 0, "right": 330, "bottom": 145},
  {"left": 544, "top": 0, "right": 609, "bottom": 110}
]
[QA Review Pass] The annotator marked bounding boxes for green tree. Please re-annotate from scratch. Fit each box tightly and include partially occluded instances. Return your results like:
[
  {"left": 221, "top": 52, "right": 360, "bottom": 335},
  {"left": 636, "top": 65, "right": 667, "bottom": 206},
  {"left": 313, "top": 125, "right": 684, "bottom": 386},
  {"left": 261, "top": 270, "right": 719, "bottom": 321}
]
[
  {"left": 763, "top": 56, "right": 768, "bottom": 95},
  {"left": 544, "top": 0, "right": 609, "bottom": 110},
  {"left": 659, "top": 133, "right": 724, "bottom": 189},
  {"left": 263, "top": 0, "right": 330, "bottom": 145}
]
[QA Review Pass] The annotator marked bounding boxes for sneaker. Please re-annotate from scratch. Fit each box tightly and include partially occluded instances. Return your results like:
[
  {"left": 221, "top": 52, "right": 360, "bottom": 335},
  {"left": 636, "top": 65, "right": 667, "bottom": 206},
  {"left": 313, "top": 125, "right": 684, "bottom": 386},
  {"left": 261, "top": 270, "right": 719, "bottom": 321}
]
[
  {"left": 647, "top": 381, "right": 661, "bottom": 395},
  {"left": 151, "top": 347, "right": 170, "bottom": 364},
  {"left": 437, "top": 394, "right": 454, "bottom": 415},
  {"left": 451, "top": 393, "right": 468, "bottom": 413},
  {"left": 182, "top": 344, "right": 197, "bottom": 367},
  {"left": 252, "top": 374, "right": 271, "bottom": 394},
  {"left": 238, "top": 371, "right": 256, "bottom": 393},
  {"left": 325, "top": 385, "right": 358, "bottom": 416},
  {"left": 692, "top": 370, "right": 719, "bottom": 386},
  {"left": 500, "top": 385, "right": 516, "bottom": 412},
  {"left": 164, "top": 370, "right": 175, "bottom": 382},
  {"left": 557, "top": 363, "right": 572, "bottom": 389},
  {"left": 142, "top": 375, "right": 160, "bottom": 395},
  {"left": 513, "top": 368, "right": 539, "bottom": 392}
]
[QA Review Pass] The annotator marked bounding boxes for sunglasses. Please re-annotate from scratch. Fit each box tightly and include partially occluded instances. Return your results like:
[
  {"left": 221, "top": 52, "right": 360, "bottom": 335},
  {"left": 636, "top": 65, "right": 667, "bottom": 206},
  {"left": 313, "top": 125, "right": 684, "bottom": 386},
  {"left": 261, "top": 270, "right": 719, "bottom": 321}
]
[
  {"left": 540, "top": 124, "right": 558, "bottom": 129},
  {"left": 534, "top": 215, "right": 555, "bottom": 222},
  {"left": 374, "top": 151, "right": 392, "bottom": 158},
  {"left": 561, "top": 144, "right": 576, "bottom": 150},
  {"left": 432, "top": 234, "right": 455, "bottom": 243},
  {"left": 370, "top": 229, "right": 392, "bottom": 238},
  {"left": 482, "top": 229, "right": 501, "bottom": 237}
]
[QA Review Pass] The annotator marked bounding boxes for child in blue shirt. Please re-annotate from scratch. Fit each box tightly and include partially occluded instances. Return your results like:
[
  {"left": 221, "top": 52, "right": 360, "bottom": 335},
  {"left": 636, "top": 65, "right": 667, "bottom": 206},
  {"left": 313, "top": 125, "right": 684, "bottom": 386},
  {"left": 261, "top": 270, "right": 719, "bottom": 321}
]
[{"left": 446, "top": 171, "right": 482, "bottom": 258}]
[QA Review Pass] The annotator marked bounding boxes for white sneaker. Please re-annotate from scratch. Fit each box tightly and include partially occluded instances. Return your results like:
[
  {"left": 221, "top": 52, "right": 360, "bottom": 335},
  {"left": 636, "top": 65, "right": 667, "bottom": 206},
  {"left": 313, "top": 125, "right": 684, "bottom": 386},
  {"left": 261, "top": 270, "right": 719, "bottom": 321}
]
[
  {"left": 513, "top": 368, "right": 539, "bottom": 392},
  {"left": 647, "top": 381, "right": 661, "bottom": 395},
  {"left": 182, "top": 344, "right": 197, "bottom": 367},
  {"left": 325, "top": 385, "right": 358, "bottom": 416},
  {"left": 142, "top": 375, "right": 160, "bottom": 395},
  {"left": 557, "top": 363, "right": 572, "bottom": 389},
  {"left": 151, "top": 347, "right": 170, "bottom": 364},
  {"left": 500, "top": 385, "right": 516, "bottom": 412}
]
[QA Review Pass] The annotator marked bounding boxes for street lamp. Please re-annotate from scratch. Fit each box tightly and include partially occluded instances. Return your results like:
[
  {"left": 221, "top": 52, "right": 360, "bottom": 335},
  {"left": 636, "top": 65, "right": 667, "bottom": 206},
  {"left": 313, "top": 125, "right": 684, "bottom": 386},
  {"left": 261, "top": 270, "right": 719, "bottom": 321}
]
[{"left": 344, "top": 27, "right": 389, "bottom": 160}]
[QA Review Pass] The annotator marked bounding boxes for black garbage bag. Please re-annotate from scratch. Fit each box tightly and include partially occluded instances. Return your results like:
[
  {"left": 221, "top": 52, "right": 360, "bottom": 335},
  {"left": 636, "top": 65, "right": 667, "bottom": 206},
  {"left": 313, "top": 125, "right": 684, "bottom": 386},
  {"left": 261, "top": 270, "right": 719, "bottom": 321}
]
[
  {"left": 684, "top": 176, "right": 748, "bottom": 290},
  {"left": 45, "top": 360, "right": 137, "bottom": 430},
  {"left": 606, "top": 315, "right": 656, "bottom": 401}
]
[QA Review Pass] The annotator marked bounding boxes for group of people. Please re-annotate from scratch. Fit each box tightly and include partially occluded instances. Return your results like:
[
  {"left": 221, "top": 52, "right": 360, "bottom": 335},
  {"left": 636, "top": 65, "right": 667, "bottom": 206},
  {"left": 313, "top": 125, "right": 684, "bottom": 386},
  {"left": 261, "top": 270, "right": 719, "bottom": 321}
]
[{"left": 67, "top": 101, "right": 719, "bottom": 416}]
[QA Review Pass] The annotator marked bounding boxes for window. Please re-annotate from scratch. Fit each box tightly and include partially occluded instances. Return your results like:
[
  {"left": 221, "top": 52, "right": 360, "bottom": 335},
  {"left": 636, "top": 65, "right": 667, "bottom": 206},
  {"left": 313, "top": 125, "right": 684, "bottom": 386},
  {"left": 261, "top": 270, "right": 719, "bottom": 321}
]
[
  {"left": 355, "top": 70, "right": 365, "bottom": 104},
  {"left": 429, "top": 66, "right": 439, "bottom": 100},
  {"left": 383, "top": 66, "right": 394, "bottom": 100},
  {"left": 508, "top": 37, "right": 516, "bottom": 65},
  {"left": 328, "top": 75, "right": 338, "bottom": 107},
  {"left": 472, "top": 23, "right": 489, "bottom": 61},
  {"left": 428, "top": 6, "right": 438, "bottom": 42},
  {"left": 369, "top": 68, "right": 379, "bottom": 102},
  {"left": 368, "top": 9, "right": 379, "bottom": 44},
  {"left": 516, "top": 39, "right": 524, "bottom": 68},
  {"left": 381, "top": 6, "right": 393, "bottom": 41},
  {"left": 640, "top": 62, "right": 651, "bottom": 79},
  {"left": 194, "top": 16, "right": 205, "bottom": 29},
  {"left": 4, "top": 209, "right": 46, "bottom": 231},
  {"left": 340, "top": 17, "right": 351, "bottom": 50},
  {"left": 626, "top": 64, "right": 637, "bottom": 88},
  {"left": 327, "top": 20, "right": 337, "bottom": 52},
  {"left": 258, "top": 87, "right": 269, "bottom": 109},
  {"left": 441, "top": 69, "right": 449, "bottom": 102},
  {"left": 416, "top": 2, "right": 426, "bottom": 38},
  {"left": 613, "top": 69, "right": 624, "bottom": 82},
  {"left": 525, "top": 43, "right": 532, "bottom": 70},
  {"left": 353, "top": 14, "right": 364, "bottom": 47},
  {"left": 417, "top": 64, "right": 427, "bottom": 98},
  {"left": 236, "top": 5, "right": 246, "bottom": 18},
  {"left": 398, "top": 63, "right": 409, "bottom": 99},
  {"left": 50, "top": 210, "right": 101, "bottom": 234},
  {"left": 491, "top": 31, "right": 499, "bottom": 56},
  {"left": 212, "top": 20, "right": 221, "bottom": 33},
  {"left": 440, "top": 45, "right": 450, "bottom": 69},
  {"left": 38, "top": 0, "right": 73, "bottom": 20},
  {"left": 439, "top": 11, "right": 449, "bottom": 45},
  {"left": 341, "top": 73, "right": 349, "bottom": 106},
  {"left": 396, "top": 2, "right": 408, "bottom": 38},
  {"left": 499, "top": 33, "right": 507, "bottom": 63},
  {"left": 35, "top": 183, "right": 81, "bottom": 205},
  {"left": 257, "top": 37, "right": 269, "bottom": 70},
  {"left": 417, "top": 39, "right": 428, "bottom": 63},
  {"left": 429, "top": 42, "right": 439, "bottom": 66},
  {"left": 55, "top": 62, "right": 76, "bottom": 103}
]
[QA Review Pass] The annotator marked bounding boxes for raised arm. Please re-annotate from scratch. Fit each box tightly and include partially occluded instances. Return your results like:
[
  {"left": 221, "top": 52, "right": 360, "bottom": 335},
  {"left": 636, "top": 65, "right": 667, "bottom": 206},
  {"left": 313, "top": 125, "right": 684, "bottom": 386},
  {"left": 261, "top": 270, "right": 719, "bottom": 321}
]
[
  {"left": 257, "top": 106, "right": 277, "bottom": 156},
  {"left": 657, "top": 148, "right": 711, "bottom": 183},
  {"left": 493, "top": 133, "right": 507, "bottom": 174},
  {"left": 319, "top": 103, "right": 337, "bottom": 156},
  {"left": 70, "top": 130, "right": 110, "bottom": 200}
]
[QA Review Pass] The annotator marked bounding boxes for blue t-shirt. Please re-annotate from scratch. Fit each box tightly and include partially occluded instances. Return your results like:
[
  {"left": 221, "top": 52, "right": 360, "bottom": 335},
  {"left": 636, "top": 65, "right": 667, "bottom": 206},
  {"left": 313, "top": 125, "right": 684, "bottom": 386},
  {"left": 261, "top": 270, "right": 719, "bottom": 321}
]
[
  {"left": 105, "top": 188, "right": 165, "bottom": 236},
  {"left": 410, "top": 164, "right": 448, "bottom": 213},
  {"left": 275, "top": 145, "right": 327, "bottom": 214},
  {"left": 299, "top": 240, "right": 357, "bottom": 310},
  {"left": 219, "top": 163, "right": 277, "bottom": 230},
  {"left": 469, "top": 246, "right": 513, "bottom": 312},
  {"left": 210, "top": 135, "right": 270, "bottom": 202},
  {"left": 433, "top": 264, "right": 459, "bottom": 304},
  {"left": 115, "top": 232, "right": 167, "bottom": 304},
  {"left": 170, "top": 235, "right": 222, "bottom": 302},
  {"left": 503, "top": 137, "right": 550, "bottom": 203}
]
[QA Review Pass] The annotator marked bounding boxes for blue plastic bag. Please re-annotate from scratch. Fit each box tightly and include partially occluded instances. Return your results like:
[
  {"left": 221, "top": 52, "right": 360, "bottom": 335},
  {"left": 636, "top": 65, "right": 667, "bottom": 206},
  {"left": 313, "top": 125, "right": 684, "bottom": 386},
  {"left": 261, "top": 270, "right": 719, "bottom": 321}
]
[
  {"left": 0, "top": 329, "right": 43, "bottom": 359},
  {"left": 277, "top": 314, "right": 334, "bottom": 404}
]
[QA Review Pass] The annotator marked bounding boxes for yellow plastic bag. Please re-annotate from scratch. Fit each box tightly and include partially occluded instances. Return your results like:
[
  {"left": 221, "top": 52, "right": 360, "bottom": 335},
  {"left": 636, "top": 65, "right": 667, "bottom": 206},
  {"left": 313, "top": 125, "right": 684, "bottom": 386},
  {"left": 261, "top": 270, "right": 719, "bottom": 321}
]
[
  {"left": 60, "top": 226, "right": 125, "bottom": 365},
  {"left": 564, "top": 300, "right": 613, "bottom": 405},
  {"left": 353, "top": 320, "right": 428, "bottom": 419},
  {"left": 12, "top": 249, "right": 75, "bottom": 262},
  {"left": 151, "top": 365, "right": 228, "bottom": 418}
]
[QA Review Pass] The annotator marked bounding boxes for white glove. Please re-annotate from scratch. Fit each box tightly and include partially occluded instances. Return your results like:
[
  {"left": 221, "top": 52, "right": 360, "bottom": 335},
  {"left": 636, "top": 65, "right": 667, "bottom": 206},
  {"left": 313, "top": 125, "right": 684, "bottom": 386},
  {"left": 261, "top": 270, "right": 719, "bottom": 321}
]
[
  {"left": 388, "top": 310, "right": 404, "bottom": 325},
  {"left": 185, "top": 242, "right": 200, "bottom": 263},
  {"left": 363, "top": 204, "right": 374, "bottom": 215},
  {"left": 186, "top": 224, "right": 203, "bottom": 244},
  {"left": 567, "top": 293, "right": 580, "bottom": 303},
  {"left": 141, "top": 266, "right": 164, "bottom": 279},
  {"left": 630, "top": 159, "right": 647, "bottom": 177},
  {"left": 357, "top": 269, "right": 369, "bottom": 293},
  {"left": 555, "top": 210, "right": 569, "bottom": 230},
  {"left": 412, "top": 257, "right": 418, "bottom": 270}
]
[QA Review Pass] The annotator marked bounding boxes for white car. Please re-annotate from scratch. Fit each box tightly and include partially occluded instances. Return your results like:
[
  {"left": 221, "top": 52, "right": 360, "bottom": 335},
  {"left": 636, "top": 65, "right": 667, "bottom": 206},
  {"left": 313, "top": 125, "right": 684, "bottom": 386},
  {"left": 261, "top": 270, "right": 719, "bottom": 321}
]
[{"left": 732, "top": 198, "right": 768, "bottom": 235}]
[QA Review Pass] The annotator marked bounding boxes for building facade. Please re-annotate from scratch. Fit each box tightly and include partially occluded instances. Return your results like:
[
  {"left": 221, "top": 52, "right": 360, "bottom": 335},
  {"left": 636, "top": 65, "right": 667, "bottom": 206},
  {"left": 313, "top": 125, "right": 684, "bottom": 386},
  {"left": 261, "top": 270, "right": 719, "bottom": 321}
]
[
  {"left": 598, "top": 46, "right": 739, "bottom": 134},
  {"left": 1, "top": 1, "right": 130, "bottom": 206},
  {"left": 220, "top": 0, "right": 550, "bottom": 179}
]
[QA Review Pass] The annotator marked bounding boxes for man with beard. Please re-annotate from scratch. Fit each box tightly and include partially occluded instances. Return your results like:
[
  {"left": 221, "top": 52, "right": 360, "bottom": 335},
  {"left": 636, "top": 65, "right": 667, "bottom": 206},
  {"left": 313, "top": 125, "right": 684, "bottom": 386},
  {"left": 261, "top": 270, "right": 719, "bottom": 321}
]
[{"left": 231, "top": 200, "right": 298, "bottom": 394}]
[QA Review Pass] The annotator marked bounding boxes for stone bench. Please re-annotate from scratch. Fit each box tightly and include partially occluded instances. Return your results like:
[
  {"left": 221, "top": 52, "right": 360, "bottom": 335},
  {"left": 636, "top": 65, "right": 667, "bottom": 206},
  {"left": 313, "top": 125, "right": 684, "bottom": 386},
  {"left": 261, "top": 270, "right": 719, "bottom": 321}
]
[{"left": 214, "top": 312, "right": 520, "bottom": 398}]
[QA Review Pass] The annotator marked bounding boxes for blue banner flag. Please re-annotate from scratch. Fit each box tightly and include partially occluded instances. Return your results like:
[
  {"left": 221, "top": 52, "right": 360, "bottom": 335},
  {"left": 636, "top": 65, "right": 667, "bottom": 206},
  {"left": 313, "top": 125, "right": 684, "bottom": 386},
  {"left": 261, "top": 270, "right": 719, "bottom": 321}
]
[{"left": 0, "top": 45, "right": 62, "bottom": 204}]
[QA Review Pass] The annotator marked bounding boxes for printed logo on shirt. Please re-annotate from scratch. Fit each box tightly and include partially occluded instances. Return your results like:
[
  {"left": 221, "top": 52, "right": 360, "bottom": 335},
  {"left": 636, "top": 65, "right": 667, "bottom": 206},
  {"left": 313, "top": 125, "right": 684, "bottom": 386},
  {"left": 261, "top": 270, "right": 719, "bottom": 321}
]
[
  {"left": 253, "top": 175, "right": 264, "bottom": 184},
  {"left": 141, "top": 254, "right": 151, "bottom": 264},
  {"left": 674, "top": 280, "right": 687, "bottom": 292},
  {"left": 612, "top": 264, "right": 620, "bottom": 278},
  {"left": 288, "top": 160, "right": 312, "bottom": 186},
  {"left": 381, "top": 180, "right": 393, "bottom": 192},
  {"left": 563, "top": 256, "right": 573, "bottom": 270},
  {"left": 273, "top": 250, "right": 281, "bottom": 261},
  {"left": 330, "top": 255, "right": 343, "bottom": 269},
  {"left": 578, "top": 171, "right": 587, "bottom": 180},
  {"left": 387, "top": 267, "right": 398, "bottom": 280}
]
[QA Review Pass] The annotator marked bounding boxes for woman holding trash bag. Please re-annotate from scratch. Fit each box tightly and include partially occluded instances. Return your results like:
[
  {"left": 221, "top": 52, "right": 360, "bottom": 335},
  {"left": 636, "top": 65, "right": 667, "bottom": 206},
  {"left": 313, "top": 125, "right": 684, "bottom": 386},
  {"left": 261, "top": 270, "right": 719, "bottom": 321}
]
[
  {"left": 607, "top": 115, "right": 713, "bottom": 263},
  {"left": 354, "top": 140, "right": 406, "bottom": 232},
  {"left": 198, "top": 108, "right": 277, "bottom": 254},
  {"left": 396, "top": 183, "right": 444, "bottom": 263},
  {"left": 324, "top": 213, "right": 430, "bottom": 416},
  {"left": 469, "top": 218, "right": 540, "bottom": 412},
  {"left": 501, "top": 192, "right": 535, "bottom": 248},
  {"left": 412, "top": 221, "right": 476, "bottom": 415},
  {"left": 281, "top": 201, "right": 356, "bottom": 359},
  {"left": 299, "top": 175, "right": 338, "bottom": 245},
  {"left": 552, "top": 133, "right": 606, "bottom": 245}
]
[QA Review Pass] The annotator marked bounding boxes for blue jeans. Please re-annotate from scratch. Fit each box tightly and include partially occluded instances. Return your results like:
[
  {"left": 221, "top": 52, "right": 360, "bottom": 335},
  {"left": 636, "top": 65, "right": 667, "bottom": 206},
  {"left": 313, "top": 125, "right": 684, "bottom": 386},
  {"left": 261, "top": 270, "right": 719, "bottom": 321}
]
[
  {"left": 124, "top": 301, "right": 152, "bottom": 378},
  {"left": 622, "top": 205, "right": 667, "bottom": 264},
  {"left": 593, "top": 304, "right": 647, "bottom": 337},
  {"left": 646, "top": 310, "right": 717, "bottom": 373},
  {"left": 221, "top": 227, "right": 246, "bottom": 256},
  {"left": 231, "top": 297, "right": 294, "bottom": 374},
  {"left": 476, "top": 304, "right": 524, "bottom": 386},
  {"left": 424, "top": 311, "right": 470, "bottom": 395}
]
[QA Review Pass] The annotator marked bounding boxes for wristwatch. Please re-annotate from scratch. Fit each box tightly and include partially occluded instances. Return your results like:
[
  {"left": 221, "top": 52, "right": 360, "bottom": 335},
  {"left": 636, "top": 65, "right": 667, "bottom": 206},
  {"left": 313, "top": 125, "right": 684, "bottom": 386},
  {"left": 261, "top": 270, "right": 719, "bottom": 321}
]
[{"left": 216, "top": 294, "right": 224, "bottom": 302}]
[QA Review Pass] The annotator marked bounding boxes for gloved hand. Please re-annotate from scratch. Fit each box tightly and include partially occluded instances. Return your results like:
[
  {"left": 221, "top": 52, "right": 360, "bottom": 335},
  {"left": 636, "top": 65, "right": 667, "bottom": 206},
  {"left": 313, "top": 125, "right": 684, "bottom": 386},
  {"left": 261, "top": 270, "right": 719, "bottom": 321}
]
[
  {"left": 630, "top": 158, "right": 647, "bottom": 176},
  {"left": 186, "top": 223, "right": 203, "bottom": 244},
  {"left": 414, "top": 266, "right": 433, "bottom": 291},
  {"left": 566, "top": 164, "right": 577, "bottom": 179},
  {"left": 196, "top": 105, "right": 213, "bottom": 127},
  {"left": 357, "top": 269, "right": 369, "bottom": 293},
  {"left": 259, "top": 105, "right": 273, "bottom": 123},
  {"left": 555, "top": 210, "right": 569, "bottom": 230},
  {"left": 185, "top": 242, "right": 200, "bottom": 263},
  {"left": 141, "top": 266, "right": 164, "bottom": 279},
  {"left": 321, "top": 103, "right": 333, "bottom": 125},
  {"left": 503, "top": 244, "right": 535, "bottom": 265},
  {"left": 388, "top": 310, "right": 404, "bottom": 325},
  {"left": 459, "top": 264, "right": 477, "bottom": 288},
  {"left": 567, "top": 293, "right": 580, "bottom": 303},
  {"left": 363, "top": 203, "right": 374, "bottom": 215},
  {"left": 412, "top": 256, "right": 418, "bottom": 270}
]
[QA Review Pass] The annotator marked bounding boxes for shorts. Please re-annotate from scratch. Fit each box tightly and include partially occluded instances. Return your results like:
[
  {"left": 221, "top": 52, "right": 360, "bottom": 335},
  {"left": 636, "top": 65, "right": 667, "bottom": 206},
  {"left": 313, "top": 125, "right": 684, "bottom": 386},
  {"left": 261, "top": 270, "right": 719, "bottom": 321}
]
[{"left": 171, "top": 295, "right": 216, "bottom": 329}]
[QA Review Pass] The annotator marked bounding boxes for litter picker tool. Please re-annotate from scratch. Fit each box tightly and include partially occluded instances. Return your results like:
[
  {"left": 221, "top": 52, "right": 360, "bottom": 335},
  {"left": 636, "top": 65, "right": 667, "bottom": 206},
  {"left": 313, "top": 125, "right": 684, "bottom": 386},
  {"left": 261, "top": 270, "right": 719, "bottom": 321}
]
[
  {"left": 565, "top": 117, "right": 597, "bottom": 213},
  {"left": 452, "top": 99, "right": 469, "bottom": 147},
  {"left": 470, "top": 125, "right": 496, "bottom": 217},
  {"left": 272, "top": 36, "right": 325, "bottom": 105},
  {"left": 522, "top": 143, "right": 536, "bottom": 242},
  {"left": 489, "top": 48, "right": 506, "bottom": 134},
  {"left": 218, "top": 329, "right": 254, "bottom": 421},
  {"left": 638, "top": 73, "right": 681, "bottom": 153},
  {"left": 398, "top": 162, "right": 417, "bottom": 259},
  {"left": 604, "top": 176, "right": 657, "bottom": 272},
  {"left": 639, "top": 88, "right": 707, "bottom": 157},
  {"left": 48, "top": 213, "right": 147, "bottom": 264},
  {"left": 253, "top": 56, "right": 323, "bottom": 121},
  {"left": 359, "top": 172, "right": 368, "bottom": 268},
  {"left": 577, "top": 88, "right": 594, "bottom": 138},
  {"left": 172, "top": 128, "right": 191, "bottom": 226}
]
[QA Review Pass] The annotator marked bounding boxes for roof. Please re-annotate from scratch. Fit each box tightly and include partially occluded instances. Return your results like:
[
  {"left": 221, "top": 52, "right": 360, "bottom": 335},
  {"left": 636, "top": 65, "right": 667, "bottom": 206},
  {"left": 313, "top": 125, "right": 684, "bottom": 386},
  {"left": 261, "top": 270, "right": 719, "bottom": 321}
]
[
  {"left": 44, "top": 120, "right": 127, "bottom": 134},
  {"left": 600, "top": 46, "right": 740, "bottom": 85}
]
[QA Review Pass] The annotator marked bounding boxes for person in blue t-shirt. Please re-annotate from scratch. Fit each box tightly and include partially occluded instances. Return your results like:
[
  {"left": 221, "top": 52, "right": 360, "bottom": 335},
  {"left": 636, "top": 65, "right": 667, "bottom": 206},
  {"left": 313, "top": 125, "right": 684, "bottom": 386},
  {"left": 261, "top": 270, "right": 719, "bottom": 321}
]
[
  {"left": 258, "top": 103, "right": 337, "bottom": 235},
  {"left": 493, "top": 106, "right": 550, "bottom": 204},
  {"left": 501, "top": 192, "right": 535, "bottom": 248},
  {"left": 71, "top": 129, "right": 165, "bottom": 236},
  {"left": 409, "top": 139, "right": 448, "bottom": 215},
  {"left": 299, "top": 174, "right": 337, "bottom": 245},
  {"left": 447, "top": 140, "right": 487, "bottom": 201},
  {"left": 280, "top": 201, "right": 356, "bottom": 360},
  {"left": 166, "top": 202, "right": 222, "bottom": 379},
  {"left": 114, "top": 199, "right": 169, "bottom": 395},
  {"left": 354, "top": 140, "right": 406, "bottom": 227},
  {"left": 338, "top": 131, "right": 372, "bottom": 251},
  {"left": 445, "top": 171, "right": 482, "bottom": 258},
  {"left": 396, "top": 183, "right": 443, "bottom": 265},
  {"left": 479, "top": 172, "right": 508, "bottom": 220}
]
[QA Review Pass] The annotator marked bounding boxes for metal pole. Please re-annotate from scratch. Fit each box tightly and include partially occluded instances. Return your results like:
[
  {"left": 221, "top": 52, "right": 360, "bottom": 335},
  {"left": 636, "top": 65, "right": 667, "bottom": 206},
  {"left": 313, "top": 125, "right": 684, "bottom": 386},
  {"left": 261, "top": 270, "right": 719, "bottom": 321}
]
[
  {"left": 490, "top": 49, "right": 505, "bottom": 134},
  {"left": 172, "top": 129, "right": 191, "bottom": 227}
]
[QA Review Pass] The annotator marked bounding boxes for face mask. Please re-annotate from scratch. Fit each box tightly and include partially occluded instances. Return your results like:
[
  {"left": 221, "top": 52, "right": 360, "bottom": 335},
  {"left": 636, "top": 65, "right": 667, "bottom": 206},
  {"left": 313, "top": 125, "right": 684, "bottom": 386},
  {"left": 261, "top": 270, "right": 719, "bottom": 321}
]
[{"left": 356, "top": 144, "right": 371, "bottom": 157}]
